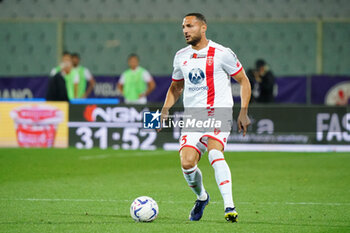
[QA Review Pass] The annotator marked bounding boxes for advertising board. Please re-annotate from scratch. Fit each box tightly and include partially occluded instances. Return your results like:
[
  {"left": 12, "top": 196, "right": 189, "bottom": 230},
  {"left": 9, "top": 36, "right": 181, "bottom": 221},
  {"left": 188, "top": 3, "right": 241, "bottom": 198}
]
[{"left": 0, "top": 101, "right": 68, "bottom": 148}]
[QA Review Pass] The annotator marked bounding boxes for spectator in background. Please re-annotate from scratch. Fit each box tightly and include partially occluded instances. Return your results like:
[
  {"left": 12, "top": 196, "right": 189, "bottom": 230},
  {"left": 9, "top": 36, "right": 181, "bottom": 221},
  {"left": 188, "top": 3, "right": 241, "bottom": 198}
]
[
  {"left": 71, "top": 53, "right": 96, "bottom": 98},
  {"left": 47, "top": 53, "right": 78, "bottom": 101},
  {"left": 117, "top": 54, "right": 156, "bottom": 104},
  {"left": 245, "top": 68, "right": 257, "bottom": 103},
  {"left": 254, "top": 59, "right": 275, "bottom": 103}
]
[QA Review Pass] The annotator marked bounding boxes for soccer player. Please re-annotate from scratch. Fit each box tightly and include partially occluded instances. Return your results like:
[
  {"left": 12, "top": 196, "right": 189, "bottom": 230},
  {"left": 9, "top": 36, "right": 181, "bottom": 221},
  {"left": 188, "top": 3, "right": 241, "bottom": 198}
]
[
  {"left": 118, "top": 54, "right": 156, "bottom": 104},
  {"left": 159, "top": 13, "right": 251, "bottom": 222},
  {"left": 71, "top": 53, "right": 96, "bottom": 98}
]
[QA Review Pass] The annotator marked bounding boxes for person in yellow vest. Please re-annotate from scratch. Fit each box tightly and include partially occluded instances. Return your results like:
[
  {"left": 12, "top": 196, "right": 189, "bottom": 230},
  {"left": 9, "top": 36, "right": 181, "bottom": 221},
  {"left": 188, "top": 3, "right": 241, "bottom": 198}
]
[
  {"left": 49, "top": 52, "right": 79, "bottom": 100},
  {"left": 72, "top": 53, "right": 96, "bottom": 98},
  {"left": 117, "top": 54, "right": 156, "bottom": 104}
]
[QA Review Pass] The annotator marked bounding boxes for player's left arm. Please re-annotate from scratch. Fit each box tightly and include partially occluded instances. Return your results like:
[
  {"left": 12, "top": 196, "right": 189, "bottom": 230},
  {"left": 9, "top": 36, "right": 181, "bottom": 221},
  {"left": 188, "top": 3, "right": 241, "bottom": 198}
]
[
  {"left": 83, "top": 68, "right": 95, "bottom": 98},
  {"left": 232, "top": 69, "right": 251, "bottom": 136},
  {"left": 140, "top": 71, "right": 156, "bottom": 98}
]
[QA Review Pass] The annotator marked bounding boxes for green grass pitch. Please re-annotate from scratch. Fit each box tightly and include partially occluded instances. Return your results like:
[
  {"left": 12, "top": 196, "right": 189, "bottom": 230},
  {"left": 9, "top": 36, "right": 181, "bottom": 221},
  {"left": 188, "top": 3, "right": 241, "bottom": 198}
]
[{"left": 0, "top": 148, "right": 349, "bottom": 233}]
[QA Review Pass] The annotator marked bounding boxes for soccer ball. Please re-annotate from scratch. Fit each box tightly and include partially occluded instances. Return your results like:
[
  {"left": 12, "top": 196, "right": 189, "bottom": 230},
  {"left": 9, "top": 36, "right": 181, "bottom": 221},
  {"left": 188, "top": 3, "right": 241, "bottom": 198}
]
[{"left": 130, "top": 196, "right": 159, "bottom": 222}]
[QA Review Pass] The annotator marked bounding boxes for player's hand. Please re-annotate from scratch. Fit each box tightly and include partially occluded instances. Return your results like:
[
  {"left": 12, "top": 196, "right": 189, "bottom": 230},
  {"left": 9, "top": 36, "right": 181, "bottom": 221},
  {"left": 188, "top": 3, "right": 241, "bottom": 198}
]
[
  {"left": 157, "top": 108, "right": 169, "bottom": 132},
  {"left": 237, "top": 109, "right": 250, "bottom": 136}
]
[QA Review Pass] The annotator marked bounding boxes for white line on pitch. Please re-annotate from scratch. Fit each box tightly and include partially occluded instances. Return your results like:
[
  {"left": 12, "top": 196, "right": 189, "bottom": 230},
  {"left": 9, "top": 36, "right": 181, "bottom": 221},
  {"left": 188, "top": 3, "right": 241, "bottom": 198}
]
[
  {"left": 79, "top": 154, "right": 112, "bottom": 160},
  {"left": 285, "top": 202, "right": 349, "bottom": 206},
  {"left": 1, "top": 198, "right": 349, "bottom": 206}
]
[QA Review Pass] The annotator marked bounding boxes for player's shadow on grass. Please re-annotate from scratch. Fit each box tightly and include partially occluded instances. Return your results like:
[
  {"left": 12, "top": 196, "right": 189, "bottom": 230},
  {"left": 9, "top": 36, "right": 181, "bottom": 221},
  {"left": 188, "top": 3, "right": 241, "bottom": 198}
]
[{"left": 57, "top": 212, "right": 186, "bottom": 223}]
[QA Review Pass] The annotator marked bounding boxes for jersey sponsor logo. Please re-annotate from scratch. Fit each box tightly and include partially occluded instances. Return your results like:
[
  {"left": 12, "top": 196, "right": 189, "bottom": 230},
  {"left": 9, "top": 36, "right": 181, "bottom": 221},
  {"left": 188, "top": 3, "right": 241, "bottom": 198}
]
[
  {"left": 191, "top": 53, "right": 206, "bottom": 59},
  {"left": 188, "top": 86, "right": 209, "bottom": 91},
  {"left": 183, "top": 61, "right": 188, "bottom": 66},
  {"left": 188, "top": 68, "right": 205, "bottom": 85}
]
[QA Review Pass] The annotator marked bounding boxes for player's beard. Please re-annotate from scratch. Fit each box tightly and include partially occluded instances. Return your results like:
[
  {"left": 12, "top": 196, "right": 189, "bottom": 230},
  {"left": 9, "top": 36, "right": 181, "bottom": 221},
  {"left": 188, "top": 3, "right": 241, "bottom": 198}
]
[{"left": 187, "top": 34, "right": 202, "bottom": 46}]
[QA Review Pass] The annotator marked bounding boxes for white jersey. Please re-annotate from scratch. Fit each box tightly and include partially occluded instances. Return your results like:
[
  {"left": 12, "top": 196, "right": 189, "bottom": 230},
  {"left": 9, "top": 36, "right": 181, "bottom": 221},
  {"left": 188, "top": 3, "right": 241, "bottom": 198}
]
[{"left": 172, "top": 40, "right": 243, "bottom": 108}]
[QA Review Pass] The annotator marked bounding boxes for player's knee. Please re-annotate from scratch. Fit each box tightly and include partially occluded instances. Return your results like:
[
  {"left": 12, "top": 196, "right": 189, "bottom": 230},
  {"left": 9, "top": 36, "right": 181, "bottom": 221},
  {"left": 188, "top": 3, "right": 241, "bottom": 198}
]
[
  {"left": 181, "top": 157, "right": 197, "bottom": 169},
  {"left": 181, "top": 154, "right": 197, "bottom": 169},
  {"left": 180, "top": 147, "right": 199, "bottom": 169}
]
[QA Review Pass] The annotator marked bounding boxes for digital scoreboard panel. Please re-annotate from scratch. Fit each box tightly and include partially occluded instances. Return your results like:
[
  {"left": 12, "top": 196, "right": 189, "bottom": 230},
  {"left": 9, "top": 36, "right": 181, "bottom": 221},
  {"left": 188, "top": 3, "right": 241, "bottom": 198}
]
[{"left": 69, "top": 104, "right": 350, "bottom": 150}]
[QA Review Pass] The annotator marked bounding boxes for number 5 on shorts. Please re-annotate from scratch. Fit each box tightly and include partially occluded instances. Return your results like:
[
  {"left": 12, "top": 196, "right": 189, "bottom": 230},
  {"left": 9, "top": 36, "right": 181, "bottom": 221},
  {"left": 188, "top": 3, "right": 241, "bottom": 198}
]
[{"left": 181, "top": 135, "right": 187, "bottom": 146}]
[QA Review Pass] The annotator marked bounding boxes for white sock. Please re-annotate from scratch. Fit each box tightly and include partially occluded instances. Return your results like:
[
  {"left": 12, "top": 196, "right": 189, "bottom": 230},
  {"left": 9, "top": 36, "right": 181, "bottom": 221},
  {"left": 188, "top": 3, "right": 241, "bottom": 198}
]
[
  {"left": 208, "top": 149, "right": 235, "bottom": 209},
  {"left": 182, "top": 165, "right": 207, "bottom": 201}
]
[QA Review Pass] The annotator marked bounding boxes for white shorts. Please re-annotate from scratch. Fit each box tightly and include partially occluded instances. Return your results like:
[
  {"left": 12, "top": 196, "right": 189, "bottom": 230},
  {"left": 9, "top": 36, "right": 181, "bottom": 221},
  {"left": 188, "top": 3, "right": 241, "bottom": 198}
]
[{"left": 179, "top": 130, "right": 230, "bottom": 157}]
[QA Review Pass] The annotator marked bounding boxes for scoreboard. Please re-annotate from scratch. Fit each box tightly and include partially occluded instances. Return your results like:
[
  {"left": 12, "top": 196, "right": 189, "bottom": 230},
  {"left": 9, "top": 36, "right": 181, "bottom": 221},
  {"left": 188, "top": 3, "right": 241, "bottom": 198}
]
[
  {"left": 69, "top": 104, "right": 167, "bottom": 150},
  {"left": 68, "top": 104, "right": 350, "bottom": 150}
]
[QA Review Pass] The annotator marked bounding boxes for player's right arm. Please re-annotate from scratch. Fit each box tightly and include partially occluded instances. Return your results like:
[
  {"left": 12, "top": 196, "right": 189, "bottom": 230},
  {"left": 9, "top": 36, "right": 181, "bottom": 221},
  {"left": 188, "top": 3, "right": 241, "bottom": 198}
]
[
  {"left": 158, "top": 53, "right": 185, "bottom": 132},
  {"left": 158, "top": 80, "right": 184, "bottom": 132},
  {"left": 162, "top": 80, "right": 184, "bottom": 111}
]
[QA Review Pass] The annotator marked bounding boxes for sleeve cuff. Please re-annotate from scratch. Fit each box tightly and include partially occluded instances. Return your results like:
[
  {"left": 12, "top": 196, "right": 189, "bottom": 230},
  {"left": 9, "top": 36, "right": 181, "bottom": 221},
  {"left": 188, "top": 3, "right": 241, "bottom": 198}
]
[
  {"left": 230, "top": 66, "right": 243, "bottom": 77},
  {"left": 172, "top": 78, "right": 184, "bottom": 82}
]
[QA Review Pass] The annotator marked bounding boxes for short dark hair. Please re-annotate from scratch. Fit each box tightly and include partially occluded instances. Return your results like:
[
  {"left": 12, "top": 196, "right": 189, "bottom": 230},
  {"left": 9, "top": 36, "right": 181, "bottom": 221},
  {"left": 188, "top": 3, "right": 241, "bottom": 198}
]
[
  {"left": 185, "top": 13, "right": 207, "bottom": 24},
  {"left": 71, "top": 53, "right": 80, "bottom": 58},
  {"left": 256, "top": 59, "right": 266, "bottom": 69},
  {"left": 62, "top": 51, "right": 70, "bottom": 56},
  {"left": 128, "top": 53, "right": 139, "bottom": 60}
]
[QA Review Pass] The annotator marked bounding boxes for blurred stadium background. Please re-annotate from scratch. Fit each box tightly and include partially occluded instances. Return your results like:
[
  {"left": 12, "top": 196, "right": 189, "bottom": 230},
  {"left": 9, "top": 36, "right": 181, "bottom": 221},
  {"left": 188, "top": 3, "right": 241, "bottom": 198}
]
[
  {"left": 0, "top": 1, "right": 350, "bottom": 232},
  {"left": 0, "top": 0, "right": 350, "bottom": 148},
  {"left": 0, "top": 0, "right": 349, "bottom": 151},
  {"left": 0, "top": 0, "right": 350, "bottom": 77}
]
